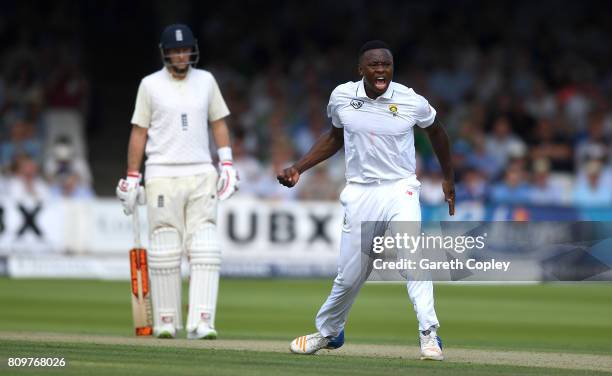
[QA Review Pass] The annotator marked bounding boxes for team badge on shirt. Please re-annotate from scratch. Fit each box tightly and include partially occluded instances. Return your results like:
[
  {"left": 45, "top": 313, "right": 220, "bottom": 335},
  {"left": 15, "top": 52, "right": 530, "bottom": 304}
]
[
  {"left": 350, "top": 99, "right": 364, "bottom": 109},
  {"left": 389, "top": 104, "right": 398, "bottom": 116}
]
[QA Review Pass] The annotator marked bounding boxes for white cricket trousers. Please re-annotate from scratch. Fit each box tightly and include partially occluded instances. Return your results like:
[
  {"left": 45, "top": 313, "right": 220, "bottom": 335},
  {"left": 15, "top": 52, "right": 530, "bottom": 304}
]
[
  {"left": 316, "top": 178, "right": 439, "bottom": 337},
  {"left": 145, "top": 172, "right": 218, "bottom": 240}
]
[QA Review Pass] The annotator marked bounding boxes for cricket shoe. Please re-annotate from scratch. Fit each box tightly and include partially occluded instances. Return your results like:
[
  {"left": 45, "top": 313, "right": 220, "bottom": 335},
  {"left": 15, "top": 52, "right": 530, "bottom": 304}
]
[
  {"left": 154, "top": 324, "right": 176, "bottom": 339},
  {"left": 187, "top": 323, "right": 218, "bottom": 340},
  {"left": 290, "top": 330, "right": 344, "bottom": 355},
  {"left": 419, "top": 329, "right": 443, "bottom": 361}
]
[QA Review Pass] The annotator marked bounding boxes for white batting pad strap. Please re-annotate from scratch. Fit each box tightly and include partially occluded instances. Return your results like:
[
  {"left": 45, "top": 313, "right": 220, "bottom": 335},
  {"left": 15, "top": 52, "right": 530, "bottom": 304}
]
[
  {"left": 149, "top": 227, "right": 183, "bottom": 330},
  {"left": 149, "top": 227, "right": 182, "bottom": 269},
  {"left": 150, "top": 266, "right": 183, "bottom": 330},
  {"left": 189, "top": 223, "right": 221, "bottom": 265},
  {"left": 187, "top": 264, "right": 220, "bottom": 332}
]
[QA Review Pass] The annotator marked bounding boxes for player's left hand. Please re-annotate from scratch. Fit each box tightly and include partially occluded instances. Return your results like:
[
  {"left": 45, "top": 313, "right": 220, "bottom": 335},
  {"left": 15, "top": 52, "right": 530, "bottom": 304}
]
[
  {"left": 442, "top": 180, "right": 455, "bottom": 216},
  {"left": 217, "top": 161, "right": 239, "bottom": 200}
]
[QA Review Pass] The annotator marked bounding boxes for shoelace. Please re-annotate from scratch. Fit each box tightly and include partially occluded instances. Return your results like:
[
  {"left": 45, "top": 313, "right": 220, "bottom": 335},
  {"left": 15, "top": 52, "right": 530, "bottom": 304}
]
[
  {"left": 421, "top": 334, "right": 438, "bottom": 349},
  {"left": 307, "top": 333, "right": 329, "bottom": 350},
  {"left": 311, "top": 333, "right": 329, "bottom": 348}
]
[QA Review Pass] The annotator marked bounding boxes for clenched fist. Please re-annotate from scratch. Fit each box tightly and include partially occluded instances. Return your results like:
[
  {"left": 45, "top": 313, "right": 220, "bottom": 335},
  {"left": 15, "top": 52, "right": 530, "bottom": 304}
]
[{"left": 277, "top": 166, "right": 300, "bottom": 187}]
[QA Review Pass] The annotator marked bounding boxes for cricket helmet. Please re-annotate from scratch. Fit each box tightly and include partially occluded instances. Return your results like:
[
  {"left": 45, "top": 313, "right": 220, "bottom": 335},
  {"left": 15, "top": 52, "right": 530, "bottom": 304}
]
[{"left": 159, "top": 24, "right": 199, "bottom": 67}]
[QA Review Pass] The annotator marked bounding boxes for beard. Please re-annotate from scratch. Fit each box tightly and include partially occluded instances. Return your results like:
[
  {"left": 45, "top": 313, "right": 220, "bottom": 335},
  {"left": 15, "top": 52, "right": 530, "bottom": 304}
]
[{"left": 171, "top": 64, "right": 189, "bottom": 76}]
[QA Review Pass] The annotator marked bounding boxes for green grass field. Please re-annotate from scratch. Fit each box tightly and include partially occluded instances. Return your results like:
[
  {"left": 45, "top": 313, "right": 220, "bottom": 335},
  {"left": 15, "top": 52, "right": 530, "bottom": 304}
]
[{"left": 0, "top": 278, "right": 611, "bottom": 375}]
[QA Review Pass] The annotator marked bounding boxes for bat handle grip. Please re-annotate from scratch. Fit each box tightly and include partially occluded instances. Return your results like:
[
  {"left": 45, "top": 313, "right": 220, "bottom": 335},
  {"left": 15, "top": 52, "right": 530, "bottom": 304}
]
[{"left": 132, "top": 206, "right": 142, "bottom": 249}]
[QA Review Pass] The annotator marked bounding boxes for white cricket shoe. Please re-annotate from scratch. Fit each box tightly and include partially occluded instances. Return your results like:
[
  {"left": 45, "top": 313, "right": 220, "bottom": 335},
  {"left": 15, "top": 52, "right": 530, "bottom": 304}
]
[
  {"left": 419, "top": 330, "right": 444, "bottom": 361},
  {"left": 290, "top": 332, "right": 330, "bottom": 355},
  {"left": 154, "top": 324, "right": 176, "bottom": 339},
  {"left": 187, "top": 323, "right": 218, "bottom": 340}
]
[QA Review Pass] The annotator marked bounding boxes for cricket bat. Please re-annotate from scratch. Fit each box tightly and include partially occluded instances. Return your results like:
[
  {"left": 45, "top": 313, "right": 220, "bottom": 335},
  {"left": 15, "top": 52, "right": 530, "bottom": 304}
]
[{"left": 130, "top": 207, "right": 153, "bottom": 336}]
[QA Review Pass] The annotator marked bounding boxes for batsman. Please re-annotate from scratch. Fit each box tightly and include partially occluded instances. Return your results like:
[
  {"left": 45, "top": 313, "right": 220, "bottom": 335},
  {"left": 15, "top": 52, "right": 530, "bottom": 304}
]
[{"left": 116, "top": 24, "right": 238, "bottom": 339}]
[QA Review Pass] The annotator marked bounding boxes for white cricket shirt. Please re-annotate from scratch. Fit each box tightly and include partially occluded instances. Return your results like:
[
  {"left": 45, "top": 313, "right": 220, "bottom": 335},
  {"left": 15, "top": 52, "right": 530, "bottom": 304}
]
[
  {"left": 131, "top": 67, "right": 230, "bottom": 179},
  {"left": 328, "top": 79, "right": 436, "bottom": 185}
]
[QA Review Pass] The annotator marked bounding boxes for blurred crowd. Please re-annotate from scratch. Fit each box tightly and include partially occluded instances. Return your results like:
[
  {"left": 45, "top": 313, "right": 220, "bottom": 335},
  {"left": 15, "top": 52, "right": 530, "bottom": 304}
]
[
  {"left": 0, "top": 38, "right": 94, "bottom": 202},
  {"left": 206, "top": 2, "right": 612, "bottom": 207},
  {"left": 2, "top": 1, "right": 612, "bottom": 207}
]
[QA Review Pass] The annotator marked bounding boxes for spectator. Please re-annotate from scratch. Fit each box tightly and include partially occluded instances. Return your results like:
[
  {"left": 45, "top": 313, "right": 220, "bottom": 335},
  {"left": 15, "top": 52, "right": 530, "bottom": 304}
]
[
  {"left": 45, "top": 57, "right": 90, "bottom": 115},
  {"left": 6, "top": 154, "right": 50, "bottom": 205},
  {"left": 525, "top": 79, "right": 558, "bottom": 120},
  {"left": 420, "top": 162, "right": 446, "bottom": 205},
  {"left": 450, "top": 140, "right": 472, "bottom": 181},
  {"left": 575, "top": 112, "right": 609, "bottom": 168},
  {"left": 527, "top": 158, "right": 566, "bottom": 205},
  {"left": 558, "top": 84, "right": 592, "bottom": 134},
  {"left": 231, "top": 132, "right": 264, "bottom": 198},
  {"left": 0, "top": 118, "right": 43, "bottom": 168},
  {"left": 466, "top": 131, "right": 502, "bottom": 178},
  {"left": 49, "top": 172, "right": 94, "bottom": 199},
  {"left": 528, "top": 118, "right": 573, "bottom": 171},
  {"left": 488, "top": 163, "right": 531, "bottom": 205},
  {"left": 292, "top": 101, "right": 327, "bottom": 156},
  {"left": 3, "top": 59, "right": 44, "bottom": 112},
  {"left": 573, "top": 159, "right": 612, "bottom": 207},
  {"left": 255, "top": 140, "right": 298, "bottom": 201},
  {"left": 43, "top": 135, "right": 93, "bottom": 186},
  {"left": 455, "top": 168, "right": 488, "bottom": 202},
  {"left": 485, "top": 116, "right": 527, "bottom": 171}
]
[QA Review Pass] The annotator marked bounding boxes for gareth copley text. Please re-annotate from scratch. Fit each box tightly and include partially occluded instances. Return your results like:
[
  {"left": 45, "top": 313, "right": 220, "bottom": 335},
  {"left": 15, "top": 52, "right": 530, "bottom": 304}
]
[{"left": 373, "top": 258, "right": 511, "bottom": 272}]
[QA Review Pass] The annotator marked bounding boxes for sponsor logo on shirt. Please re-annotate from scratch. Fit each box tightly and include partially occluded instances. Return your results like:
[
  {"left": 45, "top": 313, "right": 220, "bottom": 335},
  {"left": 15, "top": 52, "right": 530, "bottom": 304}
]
[
  {"left": 350, "top": 99, "right": 364, "bottom": 109},
  {"left": 181, "top": 113, "right": 188, "bottom": 131}
]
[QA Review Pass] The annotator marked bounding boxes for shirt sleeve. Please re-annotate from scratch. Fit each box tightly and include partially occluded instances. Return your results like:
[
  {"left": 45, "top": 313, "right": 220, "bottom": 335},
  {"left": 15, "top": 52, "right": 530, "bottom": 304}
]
[
  {"left": 131, "top": 80, "right": 151, "bottom": 128},
  {"left": 415, "top": 95, "right": 436, "bottom": 128},
  {"left": 208, "top": 75, "right": 230, "bottom": 122},
  {"left": 327, "top": 88, "right": 342, "bottom": 128}
]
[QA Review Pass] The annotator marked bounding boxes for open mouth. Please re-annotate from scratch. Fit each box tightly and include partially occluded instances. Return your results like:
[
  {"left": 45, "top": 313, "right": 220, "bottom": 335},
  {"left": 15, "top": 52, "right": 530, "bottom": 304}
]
[{"left": 374, "top": 77, "right": 387, "bottom": 91}]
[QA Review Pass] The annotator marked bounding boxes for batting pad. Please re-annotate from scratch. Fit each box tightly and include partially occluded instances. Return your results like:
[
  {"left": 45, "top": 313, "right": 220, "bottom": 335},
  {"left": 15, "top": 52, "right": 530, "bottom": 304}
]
[
  {"left": 149, "top": 227, "right": 183, "bottom": 330},
  {"left": 187, "top": 222, "right": 221, "bottom": 332}
]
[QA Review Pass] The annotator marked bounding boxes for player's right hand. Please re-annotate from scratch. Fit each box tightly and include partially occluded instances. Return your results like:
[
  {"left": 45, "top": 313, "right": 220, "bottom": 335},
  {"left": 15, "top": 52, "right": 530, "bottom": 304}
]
[
  {"left": 116, "top": 172, "right": 145, "bottom": 215},
  {"left": 277, "top": 166, "right": 300, "bottom": 188},
  {"left": 217, "top": 161, "right": 239, "bottom": 200},
  {"left": 442, "top": 179, "right": 455, "bottom": 216}
]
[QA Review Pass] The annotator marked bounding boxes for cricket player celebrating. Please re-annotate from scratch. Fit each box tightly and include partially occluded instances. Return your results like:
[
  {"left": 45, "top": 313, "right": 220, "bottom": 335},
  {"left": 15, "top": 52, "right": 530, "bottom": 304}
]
[
  {"left": 116, "top": 24, "right": 238, "bottom": 339},
  {"left": 278, "top": 41, "right": 455, "bottom": 360}
]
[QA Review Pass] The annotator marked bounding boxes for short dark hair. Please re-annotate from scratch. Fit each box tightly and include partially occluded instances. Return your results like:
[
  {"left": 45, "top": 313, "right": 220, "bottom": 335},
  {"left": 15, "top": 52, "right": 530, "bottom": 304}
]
[{"left": 359, "top": 40, "right": 392, "bottom": 57}]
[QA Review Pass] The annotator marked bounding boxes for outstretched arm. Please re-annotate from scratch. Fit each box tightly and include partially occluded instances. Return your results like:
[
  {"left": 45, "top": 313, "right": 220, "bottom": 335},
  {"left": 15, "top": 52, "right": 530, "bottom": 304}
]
[
  {"left": 423, "top": 121, "right": 455, "bottom": 215},
  {"left": 277, "top": 126, "right": 344, "bottom": 187}
]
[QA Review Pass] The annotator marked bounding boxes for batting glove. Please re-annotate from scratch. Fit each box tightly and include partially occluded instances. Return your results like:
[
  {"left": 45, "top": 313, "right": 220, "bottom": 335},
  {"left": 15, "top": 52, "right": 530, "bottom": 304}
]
[
  {"left": 217, "top": 161, "right": 239, "bottom": 201},
  {"left": 116, "top": 172, "right": 145, "bottom": 215}
]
